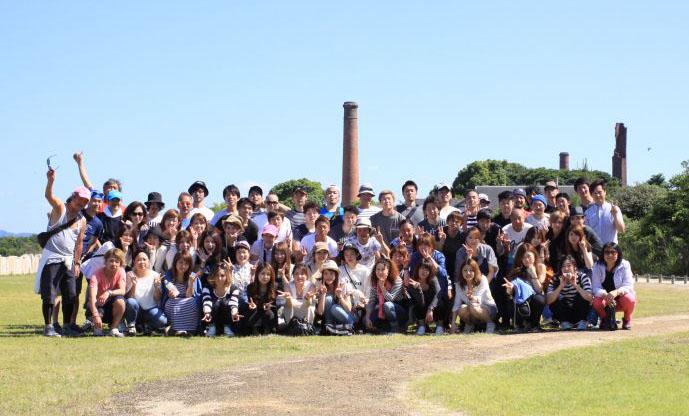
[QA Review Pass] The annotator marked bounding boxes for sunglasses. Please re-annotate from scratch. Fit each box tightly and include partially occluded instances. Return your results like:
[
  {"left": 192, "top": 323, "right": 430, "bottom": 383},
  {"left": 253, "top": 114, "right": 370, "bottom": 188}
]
[{"left": 132, "top": 212, "right": 145, "bottom": 217}]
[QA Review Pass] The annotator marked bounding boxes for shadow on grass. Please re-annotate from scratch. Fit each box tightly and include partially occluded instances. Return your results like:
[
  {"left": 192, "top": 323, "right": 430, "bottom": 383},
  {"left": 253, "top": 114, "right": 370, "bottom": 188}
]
[{"left": 0, "top": 324, "right": 43, "bottom": 337}]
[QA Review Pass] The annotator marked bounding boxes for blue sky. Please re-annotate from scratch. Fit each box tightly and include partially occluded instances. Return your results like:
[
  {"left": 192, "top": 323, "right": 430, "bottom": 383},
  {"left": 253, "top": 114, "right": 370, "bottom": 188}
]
[{"left": 1, "top": 1, "right": 687, "bottom": 233}]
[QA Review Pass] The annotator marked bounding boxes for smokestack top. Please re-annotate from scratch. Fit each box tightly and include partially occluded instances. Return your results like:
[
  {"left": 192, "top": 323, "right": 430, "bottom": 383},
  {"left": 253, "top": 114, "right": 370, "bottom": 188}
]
[
  {"left": 343, "top": 101, "right": 358, "bottom": 109},
  {"left": 559, "top": 152, "right": 569, "bottom": 156}
]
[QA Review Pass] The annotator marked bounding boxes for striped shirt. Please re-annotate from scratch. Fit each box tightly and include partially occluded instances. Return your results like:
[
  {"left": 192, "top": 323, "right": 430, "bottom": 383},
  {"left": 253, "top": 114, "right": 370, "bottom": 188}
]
[
  {"left": 201, "top": 284, "right": 240, "bottom": 315},
  {"left": 547, "top": 271, "right": 592, "bottom": 304}
]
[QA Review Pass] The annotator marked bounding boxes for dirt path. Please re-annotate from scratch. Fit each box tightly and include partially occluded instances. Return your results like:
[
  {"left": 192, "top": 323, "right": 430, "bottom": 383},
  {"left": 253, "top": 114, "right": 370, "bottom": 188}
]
[{"left": 99, "top": 313, "right": 689, "bottom": 416}]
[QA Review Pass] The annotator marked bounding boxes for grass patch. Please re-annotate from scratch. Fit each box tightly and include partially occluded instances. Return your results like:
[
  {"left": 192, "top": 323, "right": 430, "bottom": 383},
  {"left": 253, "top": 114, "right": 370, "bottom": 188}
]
[
  {"left": 0, "top": 275, "right": 432, "bottom": 415},
  {"left": 2, "top": 275, "right": 688, "bottom": 415},
  {"left": 415, "top": 331, "right": 689, "bottom": 416}
]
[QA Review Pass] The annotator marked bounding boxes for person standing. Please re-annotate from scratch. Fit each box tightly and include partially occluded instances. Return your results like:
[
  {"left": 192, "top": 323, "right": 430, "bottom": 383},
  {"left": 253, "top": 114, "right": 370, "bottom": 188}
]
[
  {"left": 320, "top": 184, "right": 344, "bottom": 221},
  {"left": 396, "top": 180, "right": 424, "bottom": 226},
  {"left": 435, "top": 183, "right": 460, "bottom": 221},
  {"left": 144, "top": 192, "right": 165, "bottom": 228},
  {"left": 188, "top": 181, "right": 214, "bottom": 222},
  {"left": 370, "top": 190, "right": 406, "bottom": 245},
  {"left": 585, "top": 179, "right": 625, "bottom": 244},
  {"left": 36, "top": 168, "right": 89, "bottom": 337}
]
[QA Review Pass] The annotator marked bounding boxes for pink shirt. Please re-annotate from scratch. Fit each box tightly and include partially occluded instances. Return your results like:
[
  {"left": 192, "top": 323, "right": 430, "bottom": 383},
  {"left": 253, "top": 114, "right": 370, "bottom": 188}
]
[{"left": 90, "top": 266, "right": 126, "bottom": 296}]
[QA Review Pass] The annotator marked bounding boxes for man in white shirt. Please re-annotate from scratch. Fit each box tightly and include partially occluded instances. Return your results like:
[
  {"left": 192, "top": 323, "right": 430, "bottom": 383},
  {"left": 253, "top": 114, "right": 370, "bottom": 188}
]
[
  {"left": 435, "top": 183, "right": 460, "bottom": 221},
  {"left": 585, "top": 179, "right": 625, "bottom": 244},
  {"left": 188, "top": 181, "right": 214, "bottom": 222},
  {"left": 356, "top": 183, "right": 381, "bottom": 221}
]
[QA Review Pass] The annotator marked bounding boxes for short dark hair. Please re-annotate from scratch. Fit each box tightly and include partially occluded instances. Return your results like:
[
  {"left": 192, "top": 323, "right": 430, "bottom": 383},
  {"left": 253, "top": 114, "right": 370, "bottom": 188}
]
[
  {"left": 315, "top": 215, "right": 330, "bottom": 226},
  {"left": 402, "top": 180, "right": 418, "bottom": 192},
  {"left": 525, "top": 185, "right": 541, "bottom": 196},
  {"left": 599, "top": 242, "right": 623, "bottom": 268},
  {"left": 103, "top": 178, "right": 122, "bottom": 192},
  {"left": 248, "top": 185, "right": 263, "bottom": 196},
  {"left": 573, "top": 177, "right": 590, "bottom": 192},
  {"left": 555, "top": 192, "right": 570, "bottom": 201},
  {"left": 343, "top": 205, "right": 358, "bottom": 215},
  {"left": 422, "top": 195, "right": 437, "bottom": 211},
  {"left": 590, "top": 179, "right": 607, "bottom": 192},
  {"left": 464, "top": 189, "right": 478, "bottom": 199},
  {"left": 498, "top": 190, "right": 514, "bottom": 202},
  {"left": 222, "top": 184, "right": 240, "bottom": 198},
  {"left": 304, "top": 201, "right": 319, "bottom": 213}
]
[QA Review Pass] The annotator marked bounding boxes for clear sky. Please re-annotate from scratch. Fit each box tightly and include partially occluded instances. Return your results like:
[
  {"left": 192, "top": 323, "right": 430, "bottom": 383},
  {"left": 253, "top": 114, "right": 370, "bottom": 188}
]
[{"left": 1, "top": 1, "right": 687, "bottom": 233}]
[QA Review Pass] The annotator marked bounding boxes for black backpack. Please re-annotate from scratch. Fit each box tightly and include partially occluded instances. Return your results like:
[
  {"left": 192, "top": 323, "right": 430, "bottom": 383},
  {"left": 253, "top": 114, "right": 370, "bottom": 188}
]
[{"left": 284, "top": 317, "right": 315, "bottom": 336}]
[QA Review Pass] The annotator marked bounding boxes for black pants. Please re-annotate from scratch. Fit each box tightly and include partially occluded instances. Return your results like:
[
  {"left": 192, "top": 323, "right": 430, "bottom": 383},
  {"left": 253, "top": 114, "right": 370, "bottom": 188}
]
[
  {"left": 210, "top": 297, "right": 238, "bottom": 332},
  {"left": 550, "top": 296, "right": 590, "bottom": 324},
  {"left": 410, "top": 296, "right": 449, "bottom": 324},
  {"left": 490, "top": 277, "right": 512, "bottom": 328},
  {"left": 245, "top": 306, "right": 276, "bottom": 335},
  {"left": 515, "top": 294, "right": 545, "bottom": 328},
  {"left": 40, "top": 262, "right": 76, "bottom": 325}
]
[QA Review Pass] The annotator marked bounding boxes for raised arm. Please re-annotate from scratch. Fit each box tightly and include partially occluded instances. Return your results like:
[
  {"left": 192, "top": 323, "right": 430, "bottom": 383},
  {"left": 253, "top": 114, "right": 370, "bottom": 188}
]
[
  {"left": 45, "top": 169, "right": 64, "bottom": 225},
  {"left": 73, "top": 152, "right": 94, "bottom": 190}
]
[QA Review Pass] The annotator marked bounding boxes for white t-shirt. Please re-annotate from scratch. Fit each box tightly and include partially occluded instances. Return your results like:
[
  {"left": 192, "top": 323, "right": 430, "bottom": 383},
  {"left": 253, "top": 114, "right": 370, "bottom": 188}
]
[
  {"left": 190, "top": 206, "right": 215, "bottom": 222},
  {"left": 357, "top": 206, "right": 382, "bottom": 222},
  {"left": 502, "top": 223, "right": 533, "bottom": 268},
  {"left": 349, "top": 237, "right": 382, "bottom": 270},
  {"left": 439, "top": 206, "right": 461, "bottom": 221},
  {"left": 339, "top": 263, "right": 371, "bottom": 306},
  {"left": 526, "top": 213, "right": 550, "bottom": 230},
  {"left": 129, "top": 272, "right": 160, "bottom": 310},
  {"left": 300, "top": 234, "right": 339, "bottom": 258}
]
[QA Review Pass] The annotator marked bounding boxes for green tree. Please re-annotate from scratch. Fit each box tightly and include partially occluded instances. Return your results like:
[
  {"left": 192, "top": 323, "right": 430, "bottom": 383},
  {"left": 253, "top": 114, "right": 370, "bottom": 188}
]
[
  {"left": 646, "top": 173, "right": 667, "bottom": 187},
  {"left": 0, "top": 236, "right": 41, "bottom": 256},
  {"left": 270, "top": 178, "right": 325, "bottom": 209},
  {"left": 614, "top": 183, "right": 667, "bottom": 220},
  {"left": 452, "top": 159, "right": 618, "bottom": 195}
]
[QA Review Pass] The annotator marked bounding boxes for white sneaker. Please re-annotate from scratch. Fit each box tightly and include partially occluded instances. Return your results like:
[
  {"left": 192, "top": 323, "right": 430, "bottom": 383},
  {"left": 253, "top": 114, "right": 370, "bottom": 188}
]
[
  {"left": 486, "top": 322, "right": 496, "bottom": 334},
  {"left": 559, "top": 321, "right": 573, "bottom": 330},
  {"left": 416, "top": 325, "right": 426, "bottom": 336},
  {"left": 126, "top": 324, "right": 137, "bottom": 336},
  {"left": 434, "top": 325, "right": 445, "bottom": 335},
  {"left": 576, "top": 320, "right": 588, "bottom": 331},
  {"left": 109, "top": 328, "right": 125, "bottom": 338},
  {"left": 463, "top": 323, "right": 475, "bottom": 334},
  {"left": 206, "top": 326, "right": 217, "bottom": 337}
]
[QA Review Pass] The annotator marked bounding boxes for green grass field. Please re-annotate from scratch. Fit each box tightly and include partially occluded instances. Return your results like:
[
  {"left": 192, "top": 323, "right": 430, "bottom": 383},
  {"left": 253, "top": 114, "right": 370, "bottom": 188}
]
[
  {"left": 415, "top": 331, "right": 689, "bottom": 416},
  {"left": 2, "top": 275, "right": 689, "bottom": 415}
]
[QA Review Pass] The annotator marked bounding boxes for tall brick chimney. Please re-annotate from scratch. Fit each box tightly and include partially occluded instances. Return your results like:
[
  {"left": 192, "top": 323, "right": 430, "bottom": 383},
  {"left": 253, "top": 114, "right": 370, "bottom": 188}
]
[
  {"left": 559, "top": 152, "right": 570, "bottom": 170},
  {"left": 612, "top": 123, "right": 627, "bottom": 187},
  {"left": 342, "top": 101, "right": 359, "bottom": 205}
]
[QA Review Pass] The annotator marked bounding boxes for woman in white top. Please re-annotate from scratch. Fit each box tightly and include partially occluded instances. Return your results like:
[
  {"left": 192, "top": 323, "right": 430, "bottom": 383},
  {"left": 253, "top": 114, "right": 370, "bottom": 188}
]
[
  {"left": 591, "top": 242, "right": 636, "bottom": 330},
  {"left": 452, "top": 258, "right": 497, "bottom": 334},
  {"left": 279, "top": 264, "right": 316, "bottom": 324},
  {"left": 124, "top": 250, "right": 167, "bottom": 335}
]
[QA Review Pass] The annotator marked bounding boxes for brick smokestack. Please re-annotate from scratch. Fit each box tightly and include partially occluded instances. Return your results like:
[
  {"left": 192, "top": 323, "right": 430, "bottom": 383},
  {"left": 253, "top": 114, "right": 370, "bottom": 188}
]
[
  {"left": 342, "top": 101, "right": 359, "bottom": 205},
  {"left": 612, "top": 123, "right": 628, "bottom": 187},
  {"left": 559, "top": 152, "right": 570, "bottom": 170}
]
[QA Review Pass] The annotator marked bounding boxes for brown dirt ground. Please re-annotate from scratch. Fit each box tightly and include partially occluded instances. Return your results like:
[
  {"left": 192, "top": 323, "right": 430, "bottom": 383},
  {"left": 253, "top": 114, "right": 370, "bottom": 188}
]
[{"left": 97, "top": 308, "right": 689, "bottom": 416}]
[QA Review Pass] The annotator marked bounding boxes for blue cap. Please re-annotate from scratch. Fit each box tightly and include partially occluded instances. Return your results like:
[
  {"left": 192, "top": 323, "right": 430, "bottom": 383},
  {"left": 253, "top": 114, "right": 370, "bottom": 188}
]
[
  {"left": 107, "top": 190, "right": 123, "bottom": 201},
  {"left": 531, "top": 194, "right": 547, "bottom": 207},
  {"left": 512, "top": 188, "right": 527, "bottom": 198}
]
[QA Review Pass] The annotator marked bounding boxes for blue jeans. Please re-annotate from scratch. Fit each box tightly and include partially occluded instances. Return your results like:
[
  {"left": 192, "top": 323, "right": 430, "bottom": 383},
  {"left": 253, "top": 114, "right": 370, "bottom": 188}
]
[
  {"left": 370, "top": 301, "right": 407, "bottom": 332},
  {"left": 125, "top": 298, "right": 168, "bottom": 329},
  {"left": 324, "top": 295, "right": 354, "bottom": 325}
]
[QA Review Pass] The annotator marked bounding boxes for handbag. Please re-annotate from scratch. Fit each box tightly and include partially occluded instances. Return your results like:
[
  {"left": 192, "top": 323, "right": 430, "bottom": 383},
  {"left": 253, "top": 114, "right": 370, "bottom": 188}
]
[
  {"left": 37, "top": 215, "right": 80, "bottom": 248},
  {"left": 285, "top": 317, "right": 316, "bottom": 336}
]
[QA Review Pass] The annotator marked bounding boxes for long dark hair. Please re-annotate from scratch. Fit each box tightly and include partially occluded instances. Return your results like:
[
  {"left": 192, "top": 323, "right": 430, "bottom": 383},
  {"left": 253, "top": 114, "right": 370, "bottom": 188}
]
[
  {"left": 124, "top": 201, "right": 148, "bottom": 229},
  {"left": 248, "top": 263, "right": 276, "bottom": 303}
]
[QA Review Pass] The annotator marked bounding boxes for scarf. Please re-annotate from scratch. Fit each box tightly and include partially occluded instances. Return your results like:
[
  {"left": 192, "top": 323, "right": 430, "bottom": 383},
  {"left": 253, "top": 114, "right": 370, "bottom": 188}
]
[{"left": 376, "top": 280, "right": 392, "bottom": 319}]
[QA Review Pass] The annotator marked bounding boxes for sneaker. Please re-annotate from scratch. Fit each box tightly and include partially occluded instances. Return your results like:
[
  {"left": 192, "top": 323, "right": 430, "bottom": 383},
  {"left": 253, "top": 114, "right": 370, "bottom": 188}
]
[
  {"left": 463, "top": 323, "right": 475, "bottom": 334},
  {"left": 61, "top": 325, "right": 82, "bottom": 337},
  {"left": 43, "top": 324, "right": 61, "bottom": 338},
  {"left": 206, "top": 326, "right": 217, "bottom": 337},
  {"left": 223, "top": 325, "right": 235, "bottom": 337},
  {"left": 576, "top": 320, "right": 588, "bottom": 331},
  {"left": 559, "top": 321, "right": 573, "bottom": 330},
  {"left": 126, "top": 325, "right": 137, "bottom": 337},
  {"left": 416, "top": 325, "right": 426, "bottom": 336},
  {"left": 175, "top": 330, "right": 189, "bottom": 337},
  {"left": 81, "top": 319, "right": 93, "bottom": 333},
  {"left": 434, "top": 325, "right": 444, "bottom": 335},
  {"left": 622, "top": 320, "right": 632, "bottom": 330},
  {"left": 486, "top": 322, "right": 496, "bottom": 334},
  {"left": 93, "top": 327, "right": 104, "bottom": 337},
  {"left": 109, "top": 328, "right": 125, "bottom": 338}
]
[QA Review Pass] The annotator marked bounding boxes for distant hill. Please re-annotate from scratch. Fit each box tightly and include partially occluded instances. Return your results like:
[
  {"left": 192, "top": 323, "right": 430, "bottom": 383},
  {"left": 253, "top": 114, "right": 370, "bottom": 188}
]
[{"left": 0, "top": 230, "right": 35, "bottom": 238}]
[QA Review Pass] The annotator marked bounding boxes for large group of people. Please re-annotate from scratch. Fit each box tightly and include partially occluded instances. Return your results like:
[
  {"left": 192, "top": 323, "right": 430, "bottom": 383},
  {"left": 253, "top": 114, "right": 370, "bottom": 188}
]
[{"left": 36, "top": 152, "right": 635, "bottom": 338}]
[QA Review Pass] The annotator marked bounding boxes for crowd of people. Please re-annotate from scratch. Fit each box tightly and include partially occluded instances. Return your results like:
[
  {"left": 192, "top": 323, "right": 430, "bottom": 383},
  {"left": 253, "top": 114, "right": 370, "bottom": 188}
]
[{"left": 35, "top": 152, "right": 635, "bottom": 337}]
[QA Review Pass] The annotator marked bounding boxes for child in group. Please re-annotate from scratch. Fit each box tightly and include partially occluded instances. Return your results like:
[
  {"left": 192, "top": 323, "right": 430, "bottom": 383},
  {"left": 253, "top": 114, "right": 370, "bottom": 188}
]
[
  {"left": 201, "top": 264, "right": 241, "bottom": 337},
  {"left": 406, "top": 259, "right": 447, "bottom": 335},
  {"left": 338, "top": 243, "right": 370, "bottom": 328},
  {"left": 244, "top": 263, "right": 277, "bottom": 335}
]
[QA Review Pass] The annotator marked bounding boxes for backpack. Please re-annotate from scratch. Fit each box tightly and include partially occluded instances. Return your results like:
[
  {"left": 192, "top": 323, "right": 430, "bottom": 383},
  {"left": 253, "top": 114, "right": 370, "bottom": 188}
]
[{"left": 285, "top": 317, "right": 316, "bottom": 336}]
